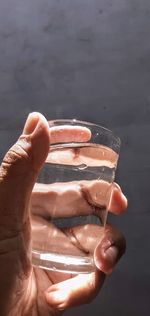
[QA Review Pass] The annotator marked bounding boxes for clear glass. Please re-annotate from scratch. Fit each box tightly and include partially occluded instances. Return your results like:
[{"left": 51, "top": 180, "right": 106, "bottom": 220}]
[{"left": 31, "top": 119, "right": 121, "bottom": 274}]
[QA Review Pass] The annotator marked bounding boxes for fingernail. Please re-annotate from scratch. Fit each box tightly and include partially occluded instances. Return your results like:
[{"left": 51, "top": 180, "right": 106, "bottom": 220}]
[
  {"left": 94, "top": 243, "right": 119, "bottom": 274},
  {"left": 23, "top": 112, "right": 40, "bottom": 135},
  {"left": 105, "top": 246, "right": 119, "bottom": 271},
  {"left": 113, "top": 183, "right": 121, "bottom": 191}
]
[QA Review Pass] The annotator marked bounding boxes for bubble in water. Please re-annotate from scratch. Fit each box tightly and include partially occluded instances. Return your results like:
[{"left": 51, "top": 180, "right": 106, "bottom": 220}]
[{"left": 78, "top": 164, "right": 87, "bottom": 170}]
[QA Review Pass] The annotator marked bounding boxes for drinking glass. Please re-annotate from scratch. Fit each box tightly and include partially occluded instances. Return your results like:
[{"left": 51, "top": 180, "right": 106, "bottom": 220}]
[{"left": 31, "top": 119, "right": 120, "bottom": 274}]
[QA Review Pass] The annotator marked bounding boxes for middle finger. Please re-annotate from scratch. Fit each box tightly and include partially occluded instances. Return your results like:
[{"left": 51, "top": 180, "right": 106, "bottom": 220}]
[{"left": 31, "top": 181, "right": 127, "bottom": 218}]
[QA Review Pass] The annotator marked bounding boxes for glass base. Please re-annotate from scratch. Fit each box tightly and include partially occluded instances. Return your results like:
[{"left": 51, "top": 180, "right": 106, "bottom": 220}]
[{"left": 32, "top": 249, "right": 96, "bottom": 274}]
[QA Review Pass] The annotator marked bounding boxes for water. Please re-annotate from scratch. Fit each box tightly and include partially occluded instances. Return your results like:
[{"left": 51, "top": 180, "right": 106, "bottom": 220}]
[{"left": 31, "top": 143, "right": 118, "bottom": 273}]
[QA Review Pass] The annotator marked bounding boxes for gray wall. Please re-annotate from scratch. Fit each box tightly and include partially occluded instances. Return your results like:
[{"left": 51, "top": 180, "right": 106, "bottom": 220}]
[{"left": 0, "top": 0, "right": 150, "bottom": 315}]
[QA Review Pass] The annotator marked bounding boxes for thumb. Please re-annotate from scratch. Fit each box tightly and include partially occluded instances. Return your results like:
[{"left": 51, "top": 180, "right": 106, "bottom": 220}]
[{"left": 0, "top": 112, "right": 49, "bottom": 234}]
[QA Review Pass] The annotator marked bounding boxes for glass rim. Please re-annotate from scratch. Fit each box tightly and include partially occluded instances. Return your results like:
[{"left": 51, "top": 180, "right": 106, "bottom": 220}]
[{"left": 48, "top": 118, "right": 121, "bottom": 148}]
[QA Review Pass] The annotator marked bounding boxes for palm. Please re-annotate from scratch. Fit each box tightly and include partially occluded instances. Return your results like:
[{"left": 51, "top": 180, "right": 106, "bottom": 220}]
[
  {"left": 20, "top": 230, "right": 100, "bottom": 316},
  {"left": 31, "top": 266, "right": 65, "bottom": 315}
]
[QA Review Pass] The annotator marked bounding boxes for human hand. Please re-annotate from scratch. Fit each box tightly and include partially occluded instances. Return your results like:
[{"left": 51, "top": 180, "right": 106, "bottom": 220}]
[{"left": 0, "top": 113, "right": 127, "bottom": 315}]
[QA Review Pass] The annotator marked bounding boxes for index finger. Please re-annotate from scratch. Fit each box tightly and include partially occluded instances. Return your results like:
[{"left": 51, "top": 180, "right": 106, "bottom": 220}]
[{"left": 49, "top": 125, "right": 91, "bottom": 144}]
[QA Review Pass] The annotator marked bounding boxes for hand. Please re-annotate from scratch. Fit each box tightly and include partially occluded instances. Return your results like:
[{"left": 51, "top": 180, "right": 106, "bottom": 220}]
[{"left": 0, "top": 113, "right": 127, "bottom": 315}]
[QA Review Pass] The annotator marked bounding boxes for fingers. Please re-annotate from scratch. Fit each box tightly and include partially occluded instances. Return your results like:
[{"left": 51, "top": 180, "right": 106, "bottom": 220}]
[
  {"left": 31, "top": 215, "right": 121, "bottom": 274},
  {"left": 31, "top": 181, "right": 127, "bottom": 218},
  {"left": 47, "top": 142, "right": 117, "bottom": 167},
  {"left": 0, "top": 112, "right": 50, "bottom": 232},
  {"left": 44, "top": 225, "right": 126, "bottom": 312},
  {"left": 31, "top": 180, "right": 112, "bottom": 220},
  {"left": 45, "top": 271, "right": 105, "bottom": 310},
  {"left": 108, "top": 183, "right": 127, "bottom": 214},
  {"left": 31, "top": 181, "right": 97, "bottom": 218},
  {"left": 31, "top": 215, "right": 84, "bottom": 257},
  {"left": 94, "top": 224, "right": 126, "bottom": 275},
  {"left": 49, "top": 125, "right": 91, "bottom": 144}
]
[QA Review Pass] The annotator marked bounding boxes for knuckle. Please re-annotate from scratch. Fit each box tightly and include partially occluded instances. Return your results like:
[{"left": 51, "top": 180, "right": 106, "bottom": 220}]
[{"left": 0, "top": 138, "right": 35, "bottom": 177}]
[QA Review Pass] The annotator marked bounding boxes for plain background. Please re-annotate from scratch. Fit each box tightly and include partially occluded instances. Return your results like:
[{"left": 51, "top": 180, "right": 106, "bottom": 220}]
[{"left": 0, "top": 0, "right": 150, "bottom": 315}]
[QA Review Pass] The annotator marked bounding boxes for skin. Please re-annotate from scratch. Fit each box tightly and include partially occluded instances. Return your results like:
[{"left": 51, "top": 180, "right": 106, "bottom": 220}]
[{"left": 0, "top": 113, "right": 127, "bottom": 316}]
